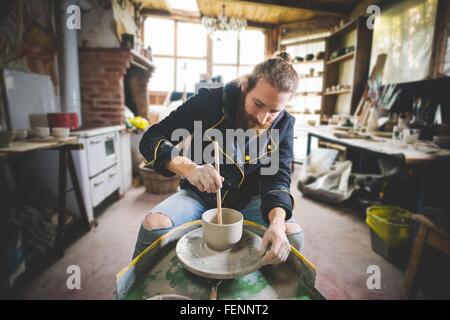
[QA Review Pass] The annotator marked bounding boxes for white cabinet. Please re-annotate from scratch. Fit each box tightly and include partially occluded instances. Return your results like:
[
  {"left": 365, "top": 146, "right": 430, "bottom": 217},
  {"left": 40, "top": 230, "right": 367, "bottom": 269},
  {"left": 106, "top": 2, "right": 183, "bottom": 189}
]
[
  {"left": 70, "top": 126, "right": 128, "bottom": 222},
  {"left": 90, "top": 164, "right": 120, "bottom": 207},
  {"left": 90, "top": 171, "right": 107, "bottom": 207},
  {"left": 105, "top": 165, "right": 120, "bottom": 197},
  {"left": 86, "top": 133, "right": 118, "bottom": 178}
]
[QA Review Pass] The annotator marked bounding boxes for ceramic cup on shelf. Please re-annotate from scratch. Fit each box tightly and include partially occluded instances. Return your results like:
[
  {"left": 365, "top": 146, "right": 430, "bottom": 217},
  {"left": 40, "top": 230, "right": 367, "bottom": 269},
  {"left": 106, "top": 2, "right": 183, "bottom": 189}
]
[
  {"left": 52, "top": 127, "right": 70, "bottom": 139},
  {"left": 14, "top": 130, "right": 28, "bottom": 140},
  {"left": 0, "top": 131, "right": 16, "bottom": 148},
  {"left": 34, "top": 127, "right": 50, "bottom": 138},
  {"left": 403, "top": 128, "right": 420, "bottom": 145}
]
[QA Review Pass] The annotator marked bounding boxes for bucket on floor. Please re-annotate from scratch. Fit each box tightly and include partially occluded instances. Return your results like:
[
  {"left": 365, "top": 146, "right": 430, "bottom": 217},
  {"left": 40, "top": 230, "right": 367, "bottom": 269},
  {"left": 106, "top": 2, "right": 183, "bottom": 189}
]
[
  {"left": 139, "top": 162, "right": 180, "bottom": 194},
  {"left": 366, "top": 206, "right": 416, "bottom": 269},
  {"left": 369, "top": 229, "right": 413, "bottom": 270}
]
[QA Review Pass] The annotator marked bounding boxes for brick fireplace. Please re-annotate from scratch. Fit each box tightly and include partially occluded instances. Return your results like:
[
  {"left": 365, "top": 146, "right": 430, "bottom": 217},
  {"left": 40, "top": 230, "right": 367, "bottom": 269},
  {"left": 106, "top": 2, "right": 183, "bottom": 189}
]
[{"left": 79, "top": 48, "right": 154, "bottom": 127}]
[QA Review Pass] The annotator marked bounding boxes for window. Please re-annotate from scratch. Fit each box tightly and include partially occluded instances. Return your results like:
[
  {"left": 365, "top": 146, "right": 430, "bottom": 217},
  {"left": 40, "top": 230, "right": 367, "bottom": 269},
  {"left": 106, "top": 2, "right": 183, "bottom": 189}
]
[
  {"left": 144, "top": 18, "right": 174, "bottom": 55},
  {"left": 177, "top": 22, "right": 207, "bottom": 57},
  {"left": 211, "top": 29, "right": 265, "bottom": 82},
  {"left": 144, "top": 17, "right": 265, "bottom": 93},
  {"left": 150, "top": 57, "right": 175, "bottom": 92}
]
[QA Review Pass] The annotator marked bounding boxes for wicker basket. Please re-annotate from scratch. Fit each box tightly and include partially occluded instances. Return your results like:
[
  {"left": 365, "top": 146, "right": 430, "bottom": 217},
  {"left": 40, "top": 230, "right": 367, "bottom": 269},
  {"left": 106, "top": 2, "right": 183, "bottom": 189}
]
[{"left": 139, "top": 163, "right": 180, "bottom": 194}]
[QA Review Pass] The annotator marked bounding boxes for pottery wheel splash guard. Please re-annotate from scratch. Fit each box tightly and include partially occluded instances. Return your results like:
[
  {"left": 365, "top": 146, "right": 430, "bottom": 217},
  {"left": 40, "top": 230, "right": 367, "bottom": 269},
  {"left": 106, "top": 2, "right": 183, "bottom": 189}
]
[{"left": 115, "top": 221, "right": 326, "bottom": 300}]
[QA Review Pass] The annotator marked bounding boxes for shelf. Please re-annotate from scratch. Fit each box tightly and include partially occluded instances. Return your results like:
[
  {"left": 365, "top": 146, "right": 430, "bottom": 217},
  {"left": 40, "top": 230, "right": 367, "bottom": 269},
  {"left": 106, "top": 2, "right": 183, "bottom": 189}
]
[
  {"left": 323, "top": 89, "right": 352, "bottom": 96},
  {"left": 326, "top": 52, "right": 354, "bottom": 65},
  {"left": 296, "top": 92, "right": 322, "bottom": 96},
  {"left": 329, "top": 19, "right": 357, "bottom": 39},
  {"left": 299, "top": 75, "right": 323, "bottom": 79},
  {"left": 294, "top": 59, "right": 324, "bottom": 65}
]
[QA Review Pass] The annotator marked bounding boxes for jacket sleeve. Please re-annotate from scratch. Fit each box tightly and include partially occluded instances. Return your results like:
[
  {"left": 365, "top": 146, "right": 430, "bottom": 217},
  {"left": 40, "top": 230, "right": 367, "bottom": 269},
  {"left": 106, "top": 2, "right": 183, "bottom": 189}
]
[
  {"left": 139, "top": 91, "right": 205, "bottom": 177},
  {"left": 260, "top": 117, "right": 296, "bottom": 224}
]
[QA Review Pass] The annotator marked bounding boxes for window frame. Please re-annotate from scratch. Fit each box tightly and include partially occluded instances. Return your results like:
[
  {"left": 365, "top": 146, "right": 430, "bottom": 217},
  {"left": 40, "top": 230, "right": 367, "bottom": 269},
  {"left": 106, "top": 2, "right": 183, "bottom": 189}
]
[{"left": 143, "top": 15, "right": 266, "bottom": 92}]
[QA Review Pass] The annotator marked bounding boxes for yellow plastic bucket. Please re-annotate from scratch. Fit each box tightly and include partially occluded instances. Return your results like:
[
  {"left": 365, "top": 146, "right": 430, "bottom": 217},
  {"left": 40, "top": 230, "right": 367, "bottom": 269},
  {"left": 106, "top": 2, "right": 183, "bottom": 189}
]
[{"left": 366, "top": 206, "right": 415, "bottom": 246}]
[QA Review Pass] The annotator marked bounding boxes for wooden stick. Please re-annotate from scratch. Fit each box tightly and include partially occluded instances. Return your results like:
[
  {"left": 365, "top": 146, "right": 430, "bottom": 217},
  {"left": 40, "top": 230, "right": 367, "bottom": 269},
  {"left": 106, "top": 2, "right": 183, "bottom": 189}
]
[{"left": 213, "top": 141, "right": 222, "bottom": 225}]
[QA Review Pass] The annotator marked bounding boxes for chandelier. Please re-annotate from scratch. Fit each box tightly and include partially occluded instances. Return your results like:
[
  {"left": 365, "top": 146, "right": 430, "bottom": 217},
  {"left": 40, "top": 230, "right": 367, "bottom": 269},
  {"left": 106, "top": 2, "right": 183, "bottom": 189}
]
[{"left": 202, "top": 4, "right": 247, "bottom": 38}]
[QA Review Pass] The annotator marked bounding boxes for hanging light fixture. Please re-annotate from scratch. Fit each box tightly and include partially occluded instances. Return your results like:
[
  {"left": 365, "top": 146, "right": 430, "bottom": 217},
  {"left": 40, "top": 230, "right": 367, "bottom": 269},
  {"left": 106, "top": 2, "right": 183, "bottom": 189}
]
[{"left": 202, "top": 4, "right": 247, "bottom": 39}]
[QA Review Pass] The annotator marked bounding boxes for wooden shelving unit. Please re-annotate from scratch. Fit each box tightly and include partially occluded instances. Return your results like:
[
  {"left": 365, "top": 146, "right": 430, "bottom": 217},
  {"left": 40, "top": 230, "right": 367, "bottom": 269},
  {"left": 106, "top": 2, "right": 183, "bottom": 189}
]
[
  {"left": 323, "top": 89, "right": 352, "bottom": 96},
  {"left": 296, "top": 92, "right": 322, "bottom": 96},
  {"left": 321, "top": 16, "right": 373, "bottom": 117},
  {"left": 294, "top": 59, "right": 324, "bottom": 65},
  {"left": 326, "top": 52, "right": 354, "bottom": 65}
]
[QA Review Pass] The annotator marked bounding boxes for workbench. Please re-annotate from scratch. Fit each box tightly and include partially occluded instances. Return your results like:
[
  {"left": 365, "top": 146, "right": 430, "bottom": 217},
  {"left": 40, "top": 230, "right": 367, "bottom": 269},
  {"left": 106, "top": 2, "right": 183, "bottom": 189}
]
[
  {"left": 306, "top": 126, "right": 450, "bottom": 166},
  {"left": 0, "top": 136, "right": 91, "bottom": 256},
  {"left": 305, "top": 126, "right": 450, "bottom": 211}
]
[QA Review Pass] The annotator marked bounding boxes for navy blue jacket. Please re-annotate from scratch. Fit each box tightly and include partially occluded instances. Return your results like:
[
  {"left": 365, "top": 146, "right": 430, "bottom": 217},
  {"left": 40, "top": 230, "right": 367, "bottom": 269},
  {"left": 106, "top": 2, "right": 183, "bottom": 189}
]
[{"left": 139, "top": 80, "right": 295, "bottom": 223}]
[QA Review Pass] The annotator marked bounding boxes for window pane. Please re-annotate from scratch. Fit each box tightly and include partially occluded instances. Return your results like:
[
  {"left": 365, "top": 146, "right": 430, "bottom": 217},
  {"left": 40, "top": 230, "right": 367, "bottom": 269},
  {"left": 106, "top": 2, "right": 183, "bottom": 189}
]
[
  {"left": 176, "top": 59, "right": 207, "bottom": 92},
  {"left": 213, "top": 32, "right": 238, "bottom": 64},
  {"left": 212, "top": 65, "right": 238, "bottom": 84},
  {"left": 239, "top": 30, "right": 265, "bottom": 64},
  {"left": 149, "top": 57, "right": 175, "bottom": 92},
  {"left": 238, "top": 65, "right": 254, "bottom": 77},
  {"left": 144, "top": 18, "right": 174, "bottom": 55},
  {"left": 177, "top": 22, "right": 207, "bottom": 57}
]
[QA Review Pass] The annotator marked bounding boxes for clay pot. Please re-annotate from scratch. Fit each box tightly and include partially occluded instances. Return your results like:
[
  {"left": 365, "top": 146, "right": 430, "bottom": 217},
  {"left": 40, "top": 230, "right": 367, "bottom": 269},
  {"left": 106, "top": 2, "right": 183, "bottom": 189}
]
[
  {"left": 202, "top": 208, "right": 243, "bottom": 251},
  {"left": 0, "top": 131, "right": 15, "bottom": 148}
]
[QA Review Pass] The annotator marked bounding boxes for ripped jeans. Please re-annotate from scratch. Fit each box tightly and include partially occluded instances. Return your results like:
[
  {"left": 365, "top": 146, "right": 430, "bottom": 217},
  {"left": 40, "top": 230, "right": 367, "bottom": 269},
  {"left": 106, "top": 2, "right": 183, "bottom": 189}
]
[{"left": 133, "top": 189, "right": 304, "bottom": 259}]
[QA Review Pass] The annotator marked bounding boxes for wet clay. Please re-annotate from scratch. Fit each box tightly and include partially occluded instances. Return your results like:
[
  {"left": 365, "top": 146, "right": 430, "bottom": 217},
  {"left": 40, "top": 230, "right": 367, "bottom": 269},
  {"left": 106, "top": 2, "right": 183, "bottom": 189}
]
[{"left": 176, "top": 228, "right": 263, "bottom": 279}]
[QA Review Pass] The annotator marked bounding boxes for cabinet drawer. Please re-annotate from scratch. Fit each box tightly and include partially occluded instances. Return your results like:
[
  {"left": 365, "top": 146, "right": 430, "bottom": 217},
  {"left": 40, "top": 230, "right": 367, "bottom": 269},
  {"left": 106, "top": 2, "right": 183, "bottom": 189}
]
[
  {"left": 86, "top": 133, "right": 118, "bottom": 177},
  {"left": 90, "top": 172, "right": 106, "bottom": 207},
  {"left": 105, "top": 165, "right": 120, "bottom": 197}
]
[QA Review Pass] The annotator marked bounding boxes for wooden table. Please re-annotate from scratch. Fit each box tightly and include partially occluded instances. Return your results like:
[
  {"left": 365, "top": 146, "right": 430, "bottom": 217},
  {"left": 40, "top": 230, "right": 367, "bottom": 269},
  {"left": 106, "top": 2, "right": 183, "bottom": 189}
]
[
  {"left": 306, "top": 126, "right": 450, "bottom": 166},
  {"left": 403, "top": 214, "right": 450, "bottom": 299},
  {"left": 305, "top": 126, "right": 450, "bottom": 211},
  {"left": 0, "top": 136, "right": 91, "bottom": 257}
]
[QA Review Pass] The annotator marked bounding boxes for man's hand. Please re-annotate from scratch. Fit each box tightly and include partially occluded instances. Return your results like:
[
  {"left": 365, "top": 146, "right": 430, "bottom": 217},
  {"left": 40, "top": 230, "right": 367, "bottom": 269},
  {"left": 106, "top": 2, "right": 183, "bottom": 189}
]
[
  {"left": 166, "top": 156, "right": 223, "bottom": 193},
  {"left": 259, "top": 208, "right": 291, "bottom": 265},
  {"left": 184, "top": 164, "right": 224, "bottom": 193}
]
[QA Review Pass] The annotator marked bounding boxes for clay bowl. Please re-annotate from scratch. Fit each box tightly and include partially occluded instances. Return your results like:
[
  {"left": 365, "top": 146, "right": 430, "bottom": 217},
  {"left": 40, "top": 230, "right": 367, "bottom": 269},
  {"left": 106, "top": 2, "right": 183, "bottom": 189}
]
[
  {"left": 0, "top": 131, "right": 16, "bottom": 148},
  {"left": 52, "top": 127, "right": 70, "bottom": 139},
  {"left": 202, "top": 208, "right": 243, "bottom": 251},
  {"left": 14, "top": 130, "right": 28, "bottom": 140},
  {"left": 34, "top": 127, "right": 50, "bottom": 138}
]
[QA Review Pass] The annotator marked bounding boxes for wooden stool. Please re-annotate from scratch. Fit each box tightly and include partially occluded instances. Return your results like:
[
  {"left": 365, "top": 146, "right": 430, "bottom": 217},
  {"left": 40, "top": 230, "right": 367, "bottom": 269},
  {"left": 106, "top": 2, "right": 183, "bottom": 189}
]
[{"left": 403, "top": 214, "right": 450, "bottom": 299}]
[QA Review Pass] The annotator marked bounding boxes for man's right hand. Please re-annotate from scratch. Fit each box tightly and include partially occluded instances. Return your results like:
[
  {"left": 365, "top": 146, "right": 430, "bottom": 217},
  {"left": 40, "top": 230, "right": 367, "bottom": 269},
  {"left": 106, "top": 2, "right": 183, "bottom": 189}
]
[
  {"left": 166, "top": 156, "right": 223, "bottom": 193},
  {"left": 184, "top": 164, "right": 224, "bottom": 193}
]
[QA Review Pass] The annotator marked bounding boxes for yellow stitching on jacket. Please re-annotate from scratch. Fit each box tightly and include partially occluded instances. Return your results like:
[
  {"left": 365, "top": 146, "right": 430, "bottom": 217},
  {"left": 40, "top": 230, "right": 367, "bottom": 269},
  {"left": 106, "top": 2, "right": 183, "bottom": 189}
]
[
  {"left": 245, "top": 129, "right": 278, "bottom": 163},
  {"left": 204, "top": 115, "right": 245, "bottom": 187},
  {"left": 146, "top": 139, "right": 167, "bottom": 166}
]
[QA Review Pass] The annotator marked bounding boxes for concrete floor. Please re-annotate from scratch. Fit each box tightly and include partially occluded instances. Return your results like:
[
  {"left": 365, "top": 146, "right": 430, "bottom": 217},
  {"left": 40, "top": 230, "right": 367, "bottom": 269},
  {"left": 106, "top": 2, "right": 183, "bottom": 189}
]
[{"left": 16, "top": 175, "right": 404, "bottom": 300}]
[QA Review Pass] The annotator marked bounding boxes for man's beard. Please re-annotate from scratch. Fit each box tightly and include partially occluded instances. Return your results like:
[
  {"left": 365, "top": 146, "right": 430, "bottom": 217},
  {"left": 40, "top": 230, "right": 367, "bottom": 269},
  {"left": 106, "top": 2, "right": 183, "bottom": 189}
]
[{"left": 236, "top": 94, "right": 272, "bottom": 132}]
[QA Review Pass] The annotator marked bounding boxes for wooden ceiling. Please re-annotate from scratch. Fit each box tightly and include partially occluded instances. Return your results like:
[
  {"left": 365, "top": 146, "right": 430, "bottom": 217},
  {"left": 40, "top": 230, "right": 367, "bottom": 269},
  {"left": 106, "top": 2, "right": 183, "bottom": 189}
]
[{"left": 141, "top": 0, "right": 360, "bottom": 25}]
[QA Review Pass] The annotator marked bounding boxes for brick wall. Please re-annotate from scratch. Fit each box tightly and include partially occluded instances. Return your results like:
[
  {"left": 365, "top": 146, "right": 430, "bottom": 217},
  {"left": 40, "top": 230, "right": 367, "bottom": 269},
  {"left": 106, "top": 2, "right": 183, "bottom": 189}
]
[{"left": 79, "top": 48, "right": 132, "bottom": 127}]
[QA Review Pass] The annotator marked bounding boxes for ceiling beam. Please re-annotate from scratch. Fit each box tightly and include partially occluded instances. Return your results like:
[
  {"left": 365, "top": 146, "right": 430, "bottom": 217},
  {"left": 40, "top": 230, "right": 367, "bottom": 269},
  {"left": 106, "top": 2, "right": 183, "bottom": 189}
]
[
  {"left": 236, "top": 0, "right": 351, "bottom": 17},
  {"left": 141, "top": 8, "right": 275, "bottom": 29}
]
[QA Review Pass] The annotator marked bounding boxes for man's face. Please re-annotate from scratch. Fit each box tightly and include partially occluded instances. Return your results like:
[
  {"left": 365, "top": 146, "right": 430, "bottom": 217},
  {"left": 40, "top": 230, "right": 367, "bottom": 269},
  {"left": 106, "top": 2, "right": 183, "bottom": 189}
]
[{"left": 241, "top": 78, "right": 292, "bottom": 130}]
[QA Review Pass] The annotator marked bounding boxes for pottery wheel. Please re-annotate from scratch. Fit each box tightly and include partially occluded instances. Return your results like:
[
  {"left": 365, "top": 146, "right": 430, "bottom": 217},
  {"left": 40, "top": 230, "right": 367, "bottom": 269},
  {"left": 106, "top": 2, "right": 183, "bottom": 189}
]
[{"left": 176, "top": 228, "right": 263, "bottom": 279}]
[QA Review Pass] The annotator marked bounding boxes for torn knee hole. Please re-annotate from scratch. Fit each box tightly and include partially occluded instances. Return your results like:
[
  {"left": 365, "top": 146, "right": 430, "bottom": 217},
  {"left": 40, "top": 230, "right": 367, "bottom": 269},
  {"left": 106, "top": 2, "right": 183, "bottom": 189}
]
[
  {"left": 285, "top": 222, "right": 302, "bottom": 235},
  {"left": 142, "top": 212, "right": 173, "bottom": 230}
]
